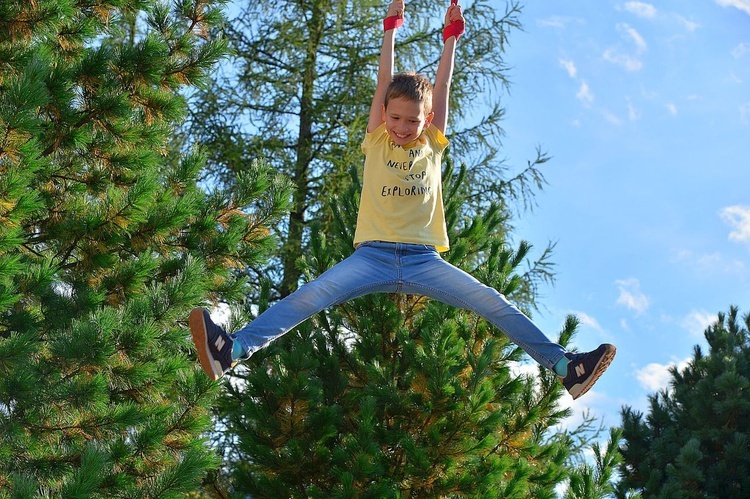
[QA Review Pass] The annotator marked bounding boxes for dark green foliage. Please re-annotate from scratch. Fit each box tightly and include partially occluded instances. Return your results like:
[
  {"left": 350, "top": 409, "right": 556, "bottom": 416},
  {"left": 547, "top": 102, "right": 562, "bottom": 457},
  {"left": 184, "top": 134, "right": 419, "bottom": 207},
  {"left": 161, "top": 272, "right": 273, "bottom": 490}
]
[
  {"left": 0, "top": 0, "right": 290, "bottom": 495},
  {"left": 618, "top": 306, "right": 750, "bottom": 498}
]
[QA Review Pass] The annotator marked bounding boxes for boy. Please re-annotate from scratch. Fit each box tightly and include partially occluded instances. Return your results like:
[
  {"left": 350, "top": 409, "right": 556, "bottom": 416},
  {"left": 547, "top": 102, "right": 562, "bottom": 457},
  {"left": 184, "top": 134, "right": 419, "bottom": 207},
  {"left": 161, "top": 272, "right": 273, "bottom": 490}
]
[{"left": 189, "top": 0, "right": 615, "bottom": 400}]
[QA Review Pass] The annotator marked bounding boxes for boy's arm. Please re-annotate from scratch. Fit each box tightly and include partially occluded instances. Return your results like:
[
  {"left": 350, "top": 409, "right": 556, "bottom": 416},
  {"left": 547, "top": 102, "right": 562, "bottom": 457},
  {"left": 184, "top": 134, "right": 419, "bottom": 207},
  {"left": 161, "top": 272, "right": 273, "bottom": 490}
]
[
  {"left": 431, "top": 3, "right": 464, "bottom": 134},
  {"left": 368, "top": 0, "right": 404, "bottom": 133}
]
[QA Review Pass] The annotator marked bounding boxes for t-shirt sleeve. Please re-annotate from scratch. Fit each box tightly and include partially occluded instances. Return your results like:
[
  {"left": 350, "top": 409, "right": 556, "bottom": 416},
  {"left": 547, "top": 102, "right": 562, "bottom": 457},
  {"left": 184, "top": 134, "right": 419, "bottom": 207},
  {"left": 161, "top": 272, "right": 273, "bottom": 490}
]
[
  {"left": 362, "top": 123, "right": 388, "bottom": 153},
  {"left": 425, "top": 125, "right": 449, "bottom": 154}
]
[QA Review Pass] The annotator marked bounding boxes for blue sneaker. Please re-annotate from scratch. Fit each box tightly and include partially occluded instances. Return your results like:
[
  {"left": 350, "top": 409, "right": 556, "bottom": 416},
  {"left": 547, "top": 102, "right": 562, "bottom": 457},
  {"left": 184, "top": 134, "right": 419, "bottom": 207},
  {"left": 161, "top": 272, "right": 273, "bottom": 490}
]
[
  {"left": 561, "top": 344, "right": 616, "bottom": 400},
  {"left": 189, "top": 307, "right": 236, "bottom": 380}
]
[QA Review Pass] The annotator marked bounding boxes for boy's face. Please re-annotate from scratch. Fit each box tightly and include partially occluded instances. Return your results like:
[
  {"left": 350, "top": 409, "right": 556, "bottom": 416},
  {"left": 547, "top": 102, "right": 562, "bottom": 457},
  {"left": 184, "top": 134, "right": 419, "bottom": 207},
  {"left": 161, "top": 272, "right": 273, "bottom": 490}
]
[{"left": 381, "top": 97, "right": 434, "bottom": 147}]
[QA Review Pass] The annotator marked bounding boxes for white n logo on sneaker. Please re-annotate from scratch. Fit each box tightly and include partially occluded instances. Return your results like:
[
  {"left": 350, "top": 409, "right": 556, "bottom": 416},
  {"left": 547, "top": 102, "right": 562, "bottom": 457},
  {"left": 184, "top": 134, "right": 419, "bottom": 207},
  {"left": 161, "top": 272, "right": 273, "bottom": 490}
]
[
  {"left": 575, "top": 364, "right": 586, "bottom": 377},
  {"left": 214, "top": 336, "right": 226, "bottom": 351}
]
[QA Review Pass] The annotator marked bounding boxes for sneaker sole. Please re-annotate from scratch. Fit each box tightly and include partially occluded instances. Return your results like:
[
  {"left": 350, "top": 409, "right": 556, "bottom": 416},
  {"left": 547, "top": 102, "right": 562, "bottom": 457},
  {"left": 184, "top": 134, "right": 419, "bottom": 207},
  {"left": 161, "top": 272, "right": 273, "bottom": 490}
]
[
  {"left": 189, "top": 308, "right": 222, "bottom": 381},
  {"left": 570, "top": 344, "right": 617, "bottom": 400}
]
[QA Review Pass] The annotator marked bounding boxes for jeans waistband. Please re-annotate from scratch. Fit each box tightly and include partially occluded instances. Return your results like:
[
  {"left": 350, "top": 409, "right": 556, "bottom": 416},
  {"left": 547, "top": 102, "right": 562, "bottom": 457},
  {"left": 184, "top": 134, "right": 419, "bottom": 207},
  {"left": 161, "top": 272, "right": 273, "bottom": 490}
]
[{"left": 358, "top": 240, "right": 436, "bottom": 251}]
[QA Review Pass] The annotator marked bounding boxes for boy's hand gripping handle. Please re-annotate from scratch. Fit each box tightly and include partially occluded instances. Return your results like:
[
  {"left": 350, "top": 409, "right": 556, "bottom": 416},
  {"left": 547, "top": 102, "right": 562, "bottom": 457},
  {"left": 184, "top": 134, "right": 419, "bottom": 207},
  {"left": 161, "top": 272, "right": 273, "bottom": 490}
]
[
  {"left": 383, "top": 0, "right": 405, "bottom": 31},
  {"left": 443, "top": 0, "right": 465, "bottom": 43}
]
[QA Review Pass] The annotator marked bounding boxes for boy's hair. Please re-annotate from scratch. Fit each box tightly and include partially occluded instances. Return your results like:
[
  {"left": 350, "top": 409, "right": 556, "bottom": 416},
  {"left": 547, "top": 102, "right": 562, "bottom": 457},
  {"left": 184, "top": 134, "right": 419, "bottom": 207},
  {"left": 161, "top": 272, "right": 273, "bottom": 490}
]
[{"left": 385, "top": 72, "right": 433, "bottom": 113}]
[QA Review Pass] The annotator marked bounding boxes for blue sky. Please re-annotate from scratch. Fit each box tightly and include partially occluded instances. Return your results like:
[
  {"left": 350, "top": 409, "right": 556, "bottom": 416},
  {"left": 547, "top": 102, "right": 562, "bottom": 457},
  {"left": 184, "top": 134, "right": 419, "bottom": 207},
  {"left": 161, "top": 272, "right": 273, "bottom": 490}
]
[{"left": 497, "top": 0, "right": 750, "bottom": 428}]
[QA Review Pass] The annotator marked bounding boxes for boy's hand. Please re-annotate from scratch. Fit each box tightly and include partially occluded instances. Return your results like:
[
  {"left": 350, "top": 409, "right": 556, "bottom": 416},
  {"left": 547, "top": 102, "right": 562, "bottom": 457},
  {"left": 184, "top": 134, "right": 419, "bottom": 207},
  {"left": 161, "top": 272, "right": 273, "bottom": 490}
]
[
  {"left": 444, "top": 3, "right": 463, "bottom": 28},
  {"left": 387, "top": 0, "right": 405, "bottom": 19},
  {"left": 443, "top": 2, "right": 464, "bottom": 42}
]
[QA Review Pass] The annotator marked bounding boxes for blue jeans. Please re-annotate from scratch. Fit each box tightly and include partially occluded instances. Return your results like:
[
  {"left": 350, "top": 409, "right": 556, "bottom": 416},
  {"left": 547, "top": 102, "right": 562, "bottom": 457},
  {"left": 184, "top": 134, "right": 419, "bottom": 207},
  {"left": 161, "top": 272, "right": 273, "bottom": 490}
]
[{"left": 234, "top": 241, "right": 566, "bottom": 370}]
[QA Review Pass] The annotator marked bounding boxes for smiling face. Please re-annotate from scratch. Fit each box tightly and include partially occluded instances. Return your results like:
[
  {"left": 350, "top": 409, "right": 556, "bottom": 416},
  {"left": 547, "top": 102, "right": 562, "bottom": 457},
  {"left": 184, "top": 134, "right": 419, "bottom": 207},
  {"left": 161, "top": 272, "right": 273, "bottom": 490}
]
[{"left": 381, "top": 96, "right": 434, "bottom": 147}]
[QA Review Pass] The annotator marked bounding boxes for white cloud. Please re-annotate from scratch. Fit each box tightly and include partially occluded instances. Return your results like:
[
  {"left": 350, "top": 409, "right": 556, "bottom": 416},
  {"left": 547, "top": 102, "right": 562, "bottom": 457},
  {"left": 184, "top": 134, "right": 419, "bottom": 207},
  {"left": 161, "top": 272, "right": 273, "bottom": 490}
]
[
  {"left": 603, "top": 110, "right": 623, "bottom": 125},
  {"left": 627, "top": 98, "right": 641, "bottom": 121},
  {"left": 681, "top": 250, "right": 721, "bottom": 268},
  {"left": 665, "top": 102, "right": 678, "bottom": 115},
  {"left": 618, "top": 23, "right": 648, "bottom": 52},
  {"left": 559, "top": 58, "right": 577, "bottom": 78},
  {"left": 615, "top": 278, "right": 650, "bottom": 314},
  {"left": 677, "top": 16, "right": 700, "bottom": 32},
  {"left": 603, "top": 48, "right": 643, "bottom": 71},
  {"left": 623, "top": 1, "right": 657, "bottom": 19},
  {"left": 635, "top": 363, "right": 672, "bottom": 391},
  {"left": 731, "top": 42, "right": 750, "bottom": 58},
  {"left": 574, "top": 311, "right": 603, "bottom": 331},
  {"left": 720, "top": 205, "right": 750, "bottom": 244},
  {"left": 624, "top": 4, "right": 698, "bottom": 32},
  {"left": 714, "top": 0, "right": 750, "bottom": 16},
  {"left": 670, "top": 248, "right": 746, "bottom": 275},
  {"left": 604, "top": 24, "right": 647, "bottom": 71},
  {"left": 635, "top": 358, "right": 691, "bottom": 391},
  {"left": 577, "top": 80, "right": 594, "bottom": 105},
  {"left": 681, "top": 309, "right": 716, "bottom": 338},
  {"left": 571, "top": 310, "right": 618, "bottom": 344},
  {"left": 538, "top": 16, "right": 580, "bottom": 29}
]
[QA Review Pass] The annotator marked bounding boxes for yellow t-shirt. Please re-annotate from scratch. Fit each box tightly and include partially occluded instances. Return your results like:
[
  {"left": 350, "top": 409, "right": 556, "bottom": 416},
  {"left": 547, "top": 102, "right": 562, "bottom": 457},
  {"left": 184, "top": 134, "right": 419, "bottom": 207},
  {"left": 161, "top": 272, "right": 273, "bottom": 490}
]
[{"left": 353, "top": 123, "right": 450, "bottom": 252}]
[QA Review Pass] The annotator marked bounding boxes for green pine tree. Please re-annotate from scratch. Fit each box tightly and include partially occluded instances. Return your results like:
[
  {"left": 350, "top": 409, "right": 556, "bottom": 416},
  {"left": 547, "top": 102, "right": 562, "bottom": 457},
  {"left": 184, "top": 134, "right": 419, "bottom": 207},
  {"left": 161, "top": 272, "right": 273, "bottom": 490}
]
[
  {"left": 617, "top": 305, "right": 750, "bottom": 498},
  {"left": 564, "top": 427, "right": 625, "bottom": 499},
  {"left": 209, "top": 161, "right": 578, "bottom": 497},
  {"left": 176, "top": 0, "right": 617, "bottom": 494},
  {"left": 0, "top": 0, "right": 290, "bottom": 495}
]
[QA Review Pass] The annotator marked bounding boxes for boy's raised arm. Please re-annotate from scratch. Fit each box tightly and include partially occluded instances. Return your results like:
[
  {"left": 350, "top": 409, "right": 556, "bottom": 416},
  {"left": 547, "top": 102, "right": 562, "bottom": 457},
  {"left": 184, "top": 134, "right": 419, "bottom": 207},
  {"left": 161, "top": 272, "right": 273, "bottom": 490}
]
[
  {"left": 368, "top": 0, "right": 404, "bottom": 133},
  {"left": 432, "top": 2, "right": 464, "bottom": 134}
]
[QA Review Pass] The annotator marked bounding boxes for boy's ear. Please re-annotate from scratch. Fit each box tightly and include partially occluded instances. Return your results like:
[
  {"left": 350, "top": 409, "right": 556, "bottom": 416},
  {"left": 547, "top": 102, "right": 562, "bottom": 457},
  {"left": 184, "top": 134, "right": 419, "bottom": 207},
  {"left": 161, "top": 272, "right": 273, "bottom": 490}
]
[
  {"left": 381, "top": 104, "right": 387, "bottom": 122},
  {"left": 424, "top": 111, "right": 435, "bottom": 128}
]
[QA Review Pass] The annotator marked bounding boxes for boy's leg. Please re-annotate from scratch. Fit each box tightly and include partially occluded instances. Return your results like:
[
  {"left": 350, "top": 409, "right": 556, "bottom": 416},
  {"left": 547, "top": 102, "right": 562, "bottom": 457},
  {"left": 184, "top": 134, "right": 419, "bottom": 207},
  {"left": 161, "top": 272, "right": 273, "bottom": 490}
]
[
  {"left": 398, "top": 245, "right": 615, "bottom": 398},
  {"left": 190, "top": 243, "right": 399, "bottom": 379},
  {"left": 399, "top": 245, "right": 565, "bottom": 369},
  {"left": 231, "top": 242, "right": 399, "bottom": 359}
]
